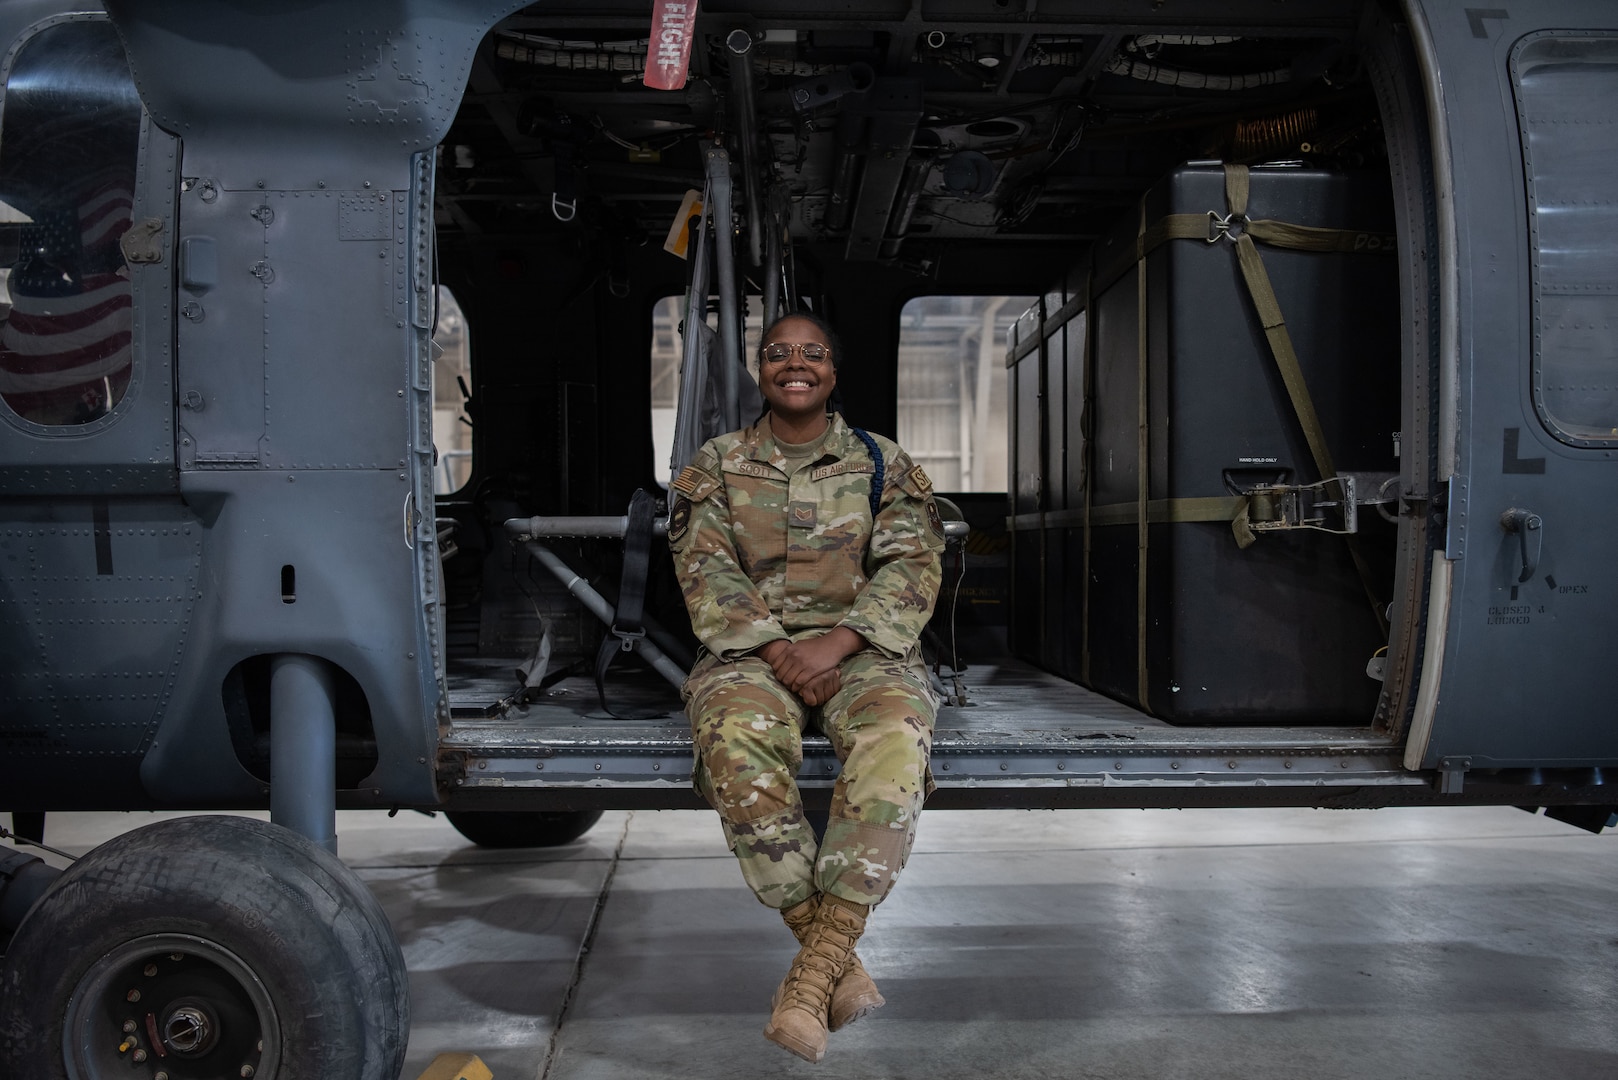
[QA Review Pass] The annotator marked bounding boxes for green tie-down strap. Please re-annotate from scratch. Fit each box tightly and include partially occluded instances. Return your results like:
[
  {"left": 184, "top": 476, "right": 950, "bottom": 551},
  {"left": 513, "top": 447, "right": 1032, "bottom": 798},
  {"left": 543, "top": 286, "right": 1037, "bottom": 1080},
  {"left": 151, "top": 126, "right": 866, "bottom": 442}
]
[
  {"left": 1219, "top": 164, "right": 1388, "bottom": 636},
  {"left": 1013, "top": 496, "right": 1260, "bottom": 549}
]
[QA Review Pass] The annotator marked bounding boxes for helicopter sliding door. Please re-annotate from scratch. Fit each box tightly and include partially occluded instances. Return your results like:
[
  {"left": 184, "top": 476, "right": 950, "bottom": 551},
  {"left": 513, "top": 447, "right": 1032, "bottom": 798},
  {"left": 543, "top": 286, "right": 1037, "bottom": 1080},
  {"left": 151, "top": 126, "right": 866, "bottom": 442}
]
[{"left": 1406, "top": 0, "right": 1618, "bottom": 771}]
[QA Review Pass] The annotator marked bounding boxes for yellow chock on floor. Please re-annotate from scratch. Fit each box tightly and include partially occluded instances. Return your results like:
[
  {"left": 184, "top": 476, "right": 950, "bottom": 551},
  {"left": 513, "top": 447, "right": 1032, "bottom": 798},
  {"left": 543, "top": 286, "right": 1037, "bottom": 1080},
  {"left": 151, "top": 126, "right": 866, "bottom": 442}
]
[{"left": 416, "top": 1052, "right": 493, "bottom": 1080}]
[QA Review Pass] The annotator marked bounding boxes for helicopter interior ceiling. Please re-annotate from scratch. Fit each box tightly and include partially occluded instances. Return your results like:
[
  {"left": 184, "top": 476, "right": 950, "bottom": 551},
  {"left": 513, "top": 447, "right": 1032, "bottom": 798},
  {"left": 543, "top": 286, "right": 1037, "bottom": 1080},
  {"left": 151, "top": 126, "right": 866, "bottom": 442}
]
[{"left": 434, "top": 2, "right": 1389, "bottom": 265}]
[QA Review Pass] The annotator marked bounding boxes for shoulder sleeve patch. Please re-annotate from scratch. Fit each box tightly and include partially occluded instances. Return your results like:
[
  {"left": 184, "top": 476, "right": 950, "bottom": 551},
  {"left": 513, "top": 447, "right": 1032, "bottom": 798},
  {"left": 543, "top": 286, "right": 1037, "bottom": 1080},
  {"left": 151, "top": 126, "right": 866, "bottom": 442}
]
[{"left": 668, "top": 496, "right": 693, "bottom": 542}]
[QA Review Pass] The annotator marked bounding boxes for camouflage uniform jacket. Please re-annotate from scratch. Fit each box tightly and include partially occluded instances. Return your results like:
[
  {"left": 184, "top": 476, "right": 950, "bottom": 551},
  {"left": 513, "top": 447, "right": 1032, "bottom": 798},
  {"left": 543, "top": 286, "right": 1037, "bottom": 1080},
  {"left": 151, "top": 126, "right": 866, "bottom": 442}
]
[{"left": 669, "top": 412, "right": 945, "bottom": 662}]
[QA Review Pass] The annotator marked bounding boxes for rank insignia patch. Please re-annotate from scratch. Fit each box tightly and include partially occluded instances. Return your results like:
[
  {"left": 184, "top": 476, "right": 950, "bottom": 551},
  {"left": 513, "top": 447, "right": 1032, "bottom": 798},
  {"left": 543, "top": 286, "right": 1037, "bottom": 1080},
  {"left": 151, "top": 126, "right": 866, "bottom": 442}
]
[{"left": 926, "top": 497, "right": 944, "bottom": 538}]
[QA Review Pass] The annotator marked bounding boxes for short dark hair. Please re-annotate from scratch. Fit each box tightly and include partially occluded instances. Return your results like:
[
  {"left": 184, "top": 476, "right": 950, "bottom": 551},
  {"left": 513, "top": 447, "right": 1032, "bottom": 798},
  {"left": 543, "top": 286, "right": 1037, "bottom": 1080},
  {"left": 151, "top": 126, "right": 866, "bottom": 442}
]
[{"left": 759, "top": 310, "right": 843, "bottom": 371}]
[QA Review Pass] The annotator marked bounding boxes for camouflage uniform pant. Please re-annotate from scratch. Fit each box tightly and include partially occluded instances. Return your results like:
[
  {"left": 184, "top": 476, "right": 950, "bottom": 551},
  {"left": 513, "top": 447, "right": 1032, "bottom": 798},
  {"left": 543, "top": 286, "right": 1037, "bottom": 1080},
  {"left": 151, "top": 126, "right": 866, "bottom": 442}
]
[{"left": 683, "top": 648, "right": 936, "bottom": 910}]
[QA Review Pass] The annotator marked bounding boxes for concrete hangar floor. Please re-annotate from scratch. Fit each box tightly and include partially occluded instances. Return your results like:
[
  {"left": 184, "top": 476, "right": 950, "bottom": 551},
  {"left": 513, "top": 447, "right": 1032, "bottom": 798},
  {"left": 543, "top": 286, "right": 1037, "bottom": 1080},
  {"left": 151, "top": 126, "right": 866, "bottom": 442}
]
[{"left": 14, "top": 806, "right": 1618, "bottom": 1080}]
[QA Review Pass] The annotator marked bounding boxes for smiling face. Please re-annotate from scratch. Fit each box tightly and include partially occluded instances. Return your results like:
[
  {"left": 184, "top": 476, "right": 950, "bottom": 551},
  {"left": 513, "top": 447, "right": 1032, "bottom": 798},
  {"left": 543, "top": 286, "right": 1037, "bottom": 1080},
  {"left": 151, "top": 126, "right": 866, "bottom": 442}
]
[{"left": 758, "top": 315, "right": 837, "bottom": 426}]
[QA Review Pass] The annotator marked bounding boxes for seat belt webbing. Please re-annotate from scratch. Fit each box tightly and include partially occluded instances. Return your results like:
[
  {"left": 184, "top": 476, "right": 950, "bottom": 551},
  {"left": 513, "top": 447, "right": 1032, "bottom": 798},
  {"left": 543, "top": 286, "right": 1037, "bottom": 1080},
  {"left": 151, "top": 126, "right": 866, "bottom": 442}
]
[{"left": 594, "top": 488, "right": 666, "bottom": 719}]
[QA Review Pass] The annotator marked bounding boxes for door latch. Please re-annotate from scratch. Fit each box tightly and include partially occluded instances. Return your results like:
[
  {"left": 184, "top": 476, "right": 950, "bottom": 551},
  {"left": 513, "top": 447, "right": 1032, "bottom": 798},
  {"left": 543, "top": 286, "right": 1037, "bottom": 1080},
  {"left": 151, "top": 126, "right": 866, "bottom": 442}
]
[{"left": 1499, "top": 507, "right": 1543, "bottom": 583}]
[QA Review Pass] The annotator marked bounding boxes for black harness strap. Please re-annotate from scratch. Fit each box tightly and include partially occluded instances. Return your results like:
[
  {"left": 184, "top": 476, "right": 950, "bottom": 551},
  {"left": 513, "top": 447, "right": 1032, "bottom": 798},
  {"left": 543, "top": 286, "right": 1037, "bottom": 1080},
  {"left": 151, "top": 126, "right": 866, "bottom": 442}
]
[{"left": 594, "top": 488, "right": 666, "bottom": 718}]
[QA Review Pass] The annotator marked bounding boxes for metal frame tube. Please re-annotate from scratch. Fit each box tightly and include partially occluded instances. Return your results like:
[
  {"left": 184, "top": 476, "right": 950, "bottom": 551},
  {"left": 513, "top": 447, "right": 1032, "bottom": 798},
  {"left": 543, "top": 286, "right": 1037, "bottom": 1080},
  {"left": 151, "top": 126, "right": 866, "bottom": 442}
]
[
  {"left": 782, "top": 222, "right": 800, "bottom": 314},
  {"left": 522, "top": 541, "right": 689, "bottom": 688},
  {"left": 512, "top": 515, "right": 669, "bottom": 538},
  {"left": 762, "top": 210, "right": 782, "bottom": 327},
  {"left": 506, "top": 515, "right": 965, "bottom": 541},
  {"left": 879, "top": 153, "right": 932, "bottom": 258},
  {"left": 270, "top": 654, "right": 338, "bottom": 854},
  {"left": 705, "top": 144, "right": 743, "bottom": 429},
  {"left": 726, "top": 29, "right": 765, "bottom": 268},
  {"left": 825, "top": 118, "right": 864, "bottom": 234},
  {"left": 671, "top": 178, "right": 715, "bottom": 476}
]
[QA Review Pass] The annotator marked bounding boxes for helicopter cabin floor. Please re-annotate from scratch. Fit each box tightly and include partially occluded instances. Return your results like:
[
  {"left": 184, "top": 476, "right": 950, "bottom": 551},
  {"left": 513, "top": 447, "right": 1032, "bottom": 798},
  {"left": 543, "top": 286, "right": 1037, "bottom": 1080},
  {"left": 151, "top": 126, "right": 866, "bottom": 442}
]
[
  {"left": 444, "top": 654, "right": 1397, "bottom": 748},
  {"left": 441, "top": 654, "right": 1408, "bottom": 807}
]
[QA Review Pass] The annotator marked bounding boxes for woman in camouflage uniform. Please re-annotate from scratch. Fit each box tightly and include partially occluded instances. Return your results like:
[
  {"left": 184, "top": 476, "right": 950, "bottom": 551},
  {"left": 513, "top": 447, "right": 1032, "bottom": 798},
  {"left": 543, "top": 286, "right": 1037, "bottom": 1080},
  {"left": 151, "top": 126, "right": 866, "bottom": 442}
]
[{"left": 667, "top": 311, "right": 945, "bottom": 1063}]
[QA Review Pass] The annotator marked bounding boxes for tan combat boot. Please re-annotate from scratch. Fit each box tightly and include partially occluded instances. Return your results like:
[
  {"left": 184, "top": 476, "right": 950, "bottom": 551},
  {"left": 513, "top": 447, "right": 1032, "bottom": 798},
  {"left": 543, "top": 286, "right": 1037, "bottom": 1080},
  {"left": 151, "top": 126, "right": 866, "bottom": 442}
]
[
  {"left": 780, "top": 896, "right": 885, "bottom": 1030},
  {"left": 763, "top": 893, "right": 869, "bottom": 1062}
]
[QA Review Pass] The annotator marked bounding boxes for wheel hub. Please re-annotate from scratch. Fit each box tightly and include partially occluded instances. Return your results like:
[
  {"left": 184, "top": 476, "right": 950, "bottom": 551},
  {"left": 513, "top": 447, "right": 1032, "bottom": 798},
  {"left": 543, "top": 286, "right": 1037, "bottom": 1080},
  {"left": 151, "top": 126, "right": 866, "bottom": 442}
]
[
  {"left": 62, "top": 933, "right": 278, "bottom": 1080},
  {"left": 160, "top": 1001, "right": 217, "bottom": 1056}
]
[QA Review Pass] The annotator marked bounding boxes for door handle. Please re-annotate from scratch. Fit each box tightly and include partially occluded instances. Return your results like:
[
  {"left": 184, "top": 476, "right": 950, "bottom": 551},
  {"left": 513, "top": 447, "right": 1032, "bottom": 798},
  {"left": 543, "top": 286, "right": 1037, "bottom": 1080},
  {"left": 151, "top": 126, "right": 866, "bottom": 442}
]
[{"left": 1499, "top": 508, "right": 1543, "bottom": 583}]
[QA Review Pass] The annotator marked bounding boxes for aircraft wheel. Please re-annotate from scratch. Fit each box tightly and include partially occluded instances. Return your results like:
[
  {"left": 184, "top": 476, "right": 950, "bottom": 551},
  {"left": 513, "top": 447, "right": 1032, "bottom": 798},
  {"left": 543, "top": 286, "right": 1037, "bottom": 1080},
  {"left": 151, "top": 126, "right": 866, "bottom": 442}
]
[
  {"left": 0, "top": 815, "right": 408, "bottom": 1080},
  {"left": 445, "top": 809, "right": 604, "bottom": 848}
]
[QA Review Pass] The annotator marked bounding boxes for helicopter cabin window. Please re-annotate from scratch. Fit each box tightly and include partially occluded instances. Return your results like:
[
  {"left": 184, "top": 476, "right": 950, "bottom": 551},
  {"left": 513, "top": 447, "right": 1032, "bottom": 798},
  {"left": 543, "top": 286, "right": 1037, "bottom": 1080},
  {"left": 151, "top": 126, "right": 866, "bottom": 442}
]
[
  {"left": 896, "top": 296, "right": 1031, "bottom": 492},
  {"left": 649, "top": 292, "right": 764, "bottom": 485},
  {"left": 432, "top": 285, "right": 473, "bottom": 494},
  {"left": 1513, "top": 33, "right": 1618, "bottom": 447},
  {"left": 0, "top": 20, "right": 141, "bottom": 428}
]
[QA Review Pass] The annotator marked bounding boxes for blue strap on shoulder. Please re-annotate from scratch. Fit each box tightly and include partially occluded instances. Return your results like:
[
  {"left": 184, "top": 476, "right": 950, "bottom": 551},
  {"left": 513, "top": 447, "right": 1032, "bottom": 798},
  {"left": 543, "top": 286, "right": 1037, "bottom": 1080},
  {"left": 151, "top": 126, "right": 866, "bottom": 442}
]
[{"left": 850, "top": 427, "right": 885, "bottom": 520}]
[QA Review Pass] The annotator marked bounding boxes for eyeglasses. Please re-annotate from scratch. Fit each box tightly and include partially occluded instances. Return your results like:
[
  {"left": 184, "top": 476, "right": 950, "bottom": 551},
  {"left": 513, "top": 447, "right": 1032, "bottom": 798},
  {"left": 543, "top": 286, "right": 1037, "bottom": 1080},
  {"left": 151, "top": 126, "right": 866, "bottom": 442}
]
[{"left": 761, "top": 342, "right": 831, "bottom": 365}]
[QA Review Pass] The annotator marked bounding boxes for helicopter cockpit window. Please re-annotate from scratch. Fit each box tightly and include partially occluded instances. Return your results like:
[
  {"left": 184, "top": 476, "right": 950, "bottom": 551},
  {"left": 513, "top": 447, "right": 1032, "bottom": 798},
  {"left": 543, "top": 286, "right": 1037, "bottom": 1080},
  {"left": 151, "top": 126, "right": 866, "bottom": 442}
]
[
  {"left": 432, "top": 286, "right": 473, "bottom": 494},
  {"left": 1513, "top": 33, "right": 1618, "bottom": 448},
  {"left": 896, "top": 296, "right": 1030, "bottom": 492},
  {"left": 649, "top": 293, "right": 763, "bottom": 485},
  {"left": 0, "top": 20, "right": 141, "bottom": 428}
]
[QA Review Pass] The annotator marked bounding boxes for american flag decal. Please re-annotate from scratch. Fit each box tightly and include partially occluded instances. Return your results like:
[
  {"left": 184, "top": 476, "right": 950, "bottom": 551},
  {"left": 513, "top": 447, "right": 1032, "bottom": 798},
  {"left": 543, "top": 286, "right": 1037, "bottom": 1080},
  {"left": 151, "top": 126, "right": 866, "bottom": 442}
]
[{"left": 0, "top": 175, "right": 133, "bottom": 423}]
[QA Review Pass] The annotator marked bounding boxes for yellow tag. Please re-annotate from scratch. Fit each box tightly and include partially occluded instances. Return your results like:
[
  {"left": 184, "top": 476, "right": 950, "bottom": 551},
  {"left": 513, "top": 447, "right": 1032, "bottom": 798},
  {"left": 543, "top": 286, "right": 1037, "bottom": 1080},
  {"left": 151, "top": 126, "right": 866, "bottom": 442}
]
[{"left": 663, "top": 188, "right": 703, "bottom": 259}]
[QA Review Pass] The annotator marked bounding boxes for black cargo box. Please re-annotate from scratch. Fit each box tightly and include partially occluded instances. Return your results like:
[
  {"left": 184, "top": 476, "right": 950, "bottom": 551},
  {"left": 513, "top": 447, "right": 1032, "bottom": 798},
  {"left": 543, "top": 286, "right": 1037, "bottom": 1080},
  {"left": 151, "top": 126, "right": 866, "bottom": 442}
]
[{"left": 1007, "top": 163, "right": 1400, "bottom": 724}]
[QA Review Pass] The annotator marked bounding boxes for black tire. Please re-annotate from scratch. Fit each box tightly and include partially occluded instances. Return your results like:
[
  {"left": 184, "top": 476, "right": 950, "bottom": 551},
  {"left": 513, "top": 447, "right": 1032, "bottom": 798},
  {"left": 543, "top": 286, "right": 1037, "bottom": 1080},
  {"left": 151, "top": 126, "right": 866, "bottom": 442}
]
[
  {"left": 0, "top": 815, "right": 408, "bottom": 1080},
  {"left": 445, "top": 809, "right": 604, "bottom": 848}
]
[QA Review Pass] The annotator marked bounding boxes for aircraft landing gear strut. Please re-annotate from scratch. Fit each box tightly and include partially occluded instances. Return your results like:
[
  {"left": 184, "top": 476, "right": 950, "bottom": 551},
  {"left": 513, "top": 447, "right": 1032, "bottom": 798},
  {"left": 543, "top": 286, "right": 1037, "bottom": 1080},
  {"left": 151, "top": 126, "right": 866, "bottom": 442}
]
[{"left": 269, "top": 654, "right": 338, "bottom": 854}]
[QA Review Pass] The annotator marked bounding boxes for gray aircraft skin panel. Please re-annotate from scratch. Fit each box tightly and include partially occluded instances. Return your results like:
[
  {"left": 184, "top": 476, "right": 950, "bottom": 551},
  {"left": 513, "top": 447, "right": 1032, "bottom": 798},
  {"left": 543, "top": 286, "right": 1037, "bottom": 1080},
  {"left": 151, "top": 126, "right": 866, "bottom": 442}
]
[
  {"left": 102, "top": 0, "right": 529, "bottom": 192},
  {"left": 0, "top": 1, "right": 531, "bottom": 809},
  {"left": 0, "top": 495, "right": 201, "bottom": 808},
  {"left": 135, "top": 472, "right": 442, "bottom": 807},
  {"left": 100, "top": 0, "right": 543, "bottom": 806},
  {"left": 1407, "top": 0, "right": 1618, "bottom": 770}
]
